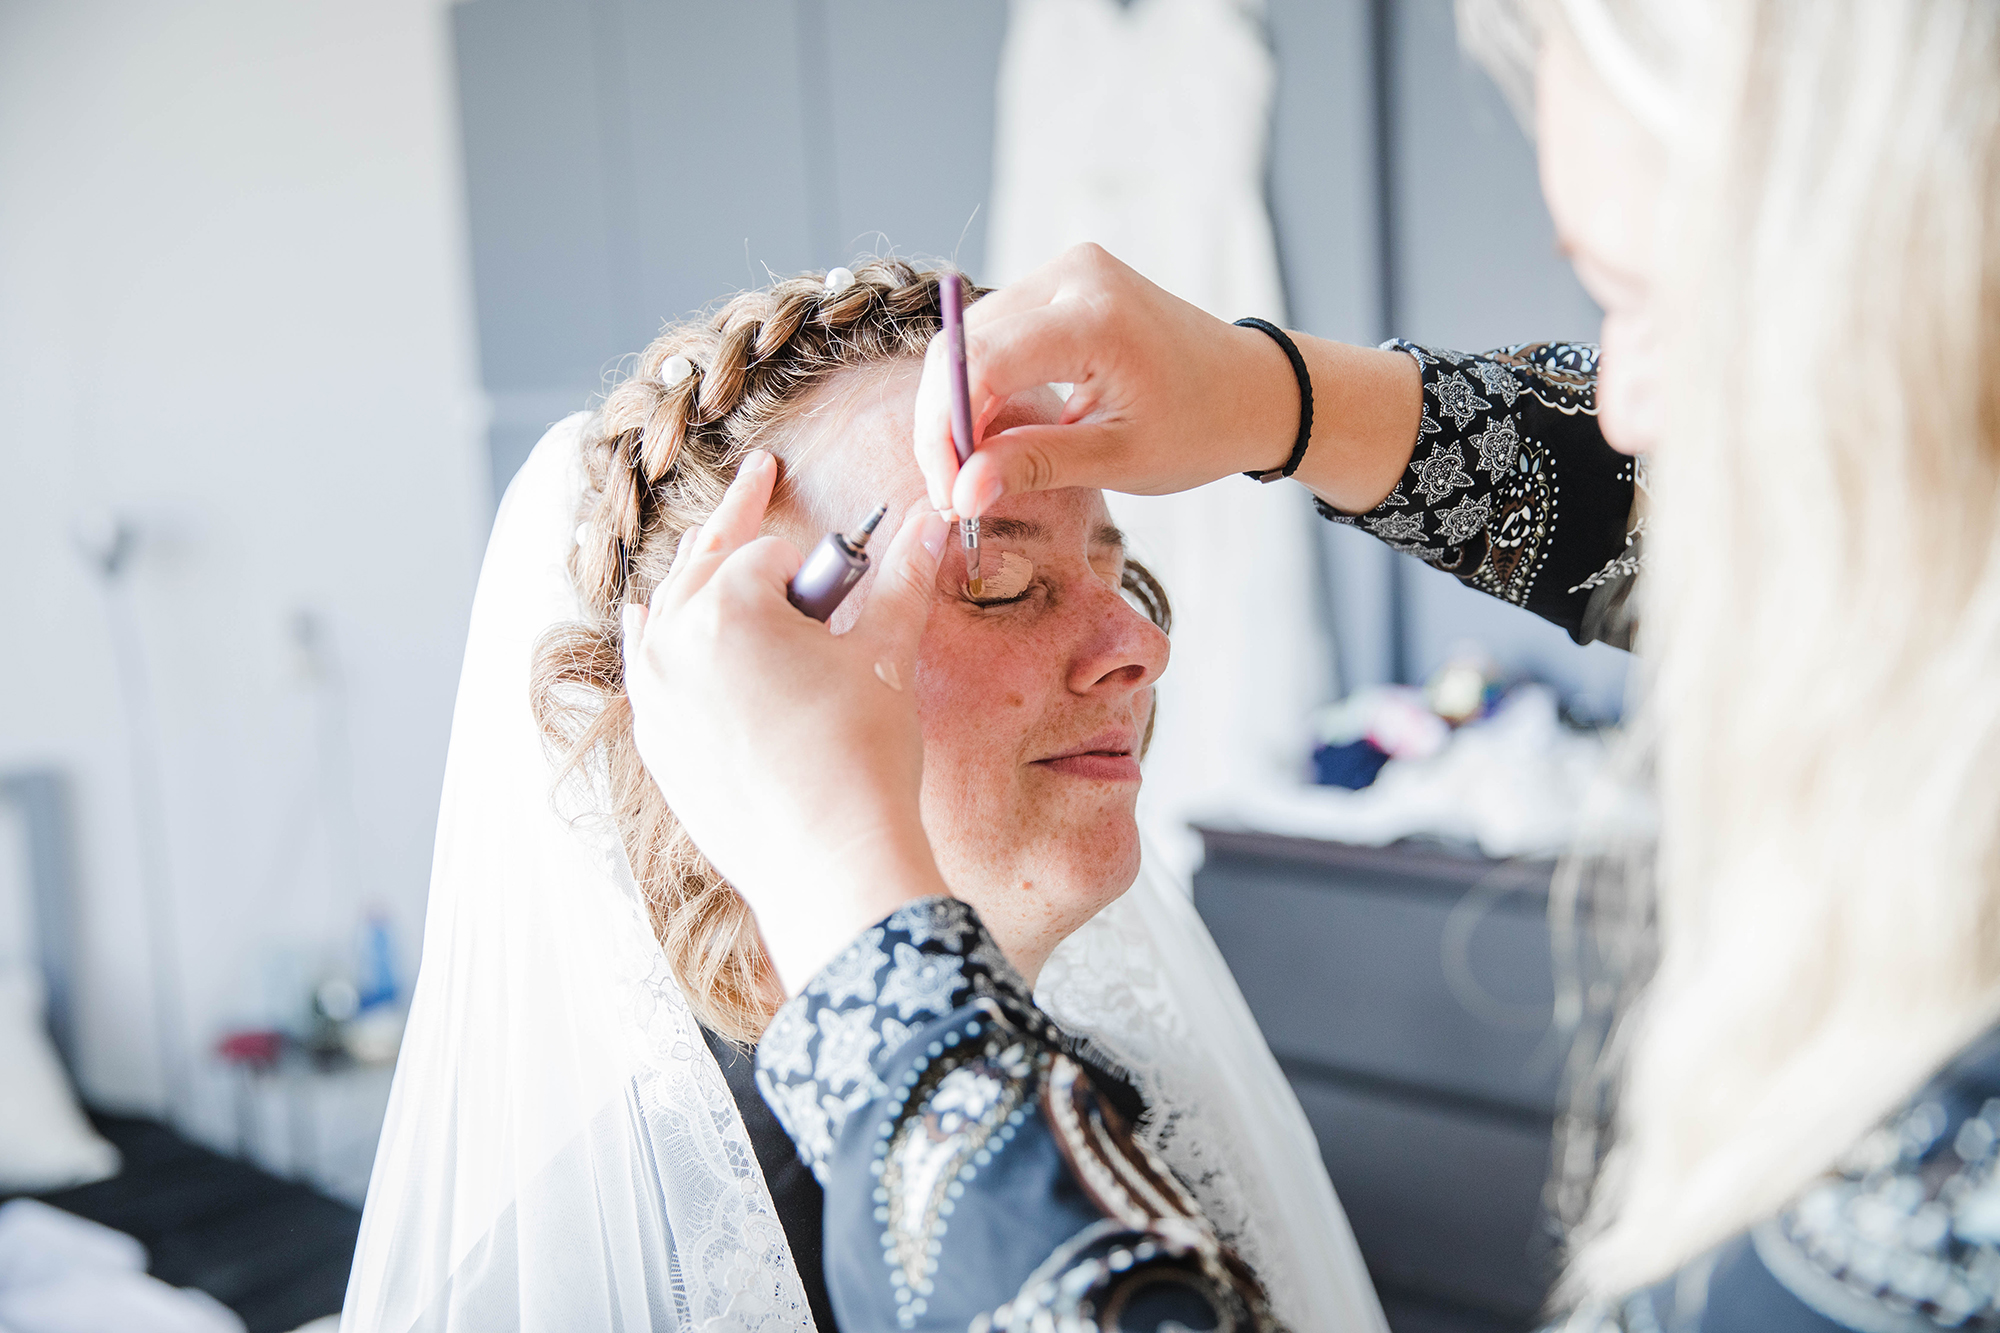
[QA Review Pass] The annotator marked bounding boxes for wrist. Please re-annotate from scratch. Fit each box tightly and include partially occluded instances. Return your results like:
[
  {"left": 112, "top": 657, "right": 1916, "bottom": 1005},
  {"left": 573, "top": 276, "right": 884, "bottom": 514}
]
[
  {"left": 1291, "top": 342, "right": 1422, "bottom": 513},
  {"left": 1220, "top": 320, "right": 1304, "bottom": 478},
  {"left": 754, "top": 817, "right": 948, "bottom": 994}
]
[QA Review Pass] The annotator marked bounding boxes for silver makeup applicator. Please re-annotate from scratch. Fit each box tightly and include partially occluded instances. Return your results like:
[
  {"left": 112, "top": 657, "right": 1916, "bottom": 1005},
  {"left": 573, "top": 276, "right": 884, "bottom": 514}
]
[{"left": 786, "top": 504, "right": 887, "bottom": 622}]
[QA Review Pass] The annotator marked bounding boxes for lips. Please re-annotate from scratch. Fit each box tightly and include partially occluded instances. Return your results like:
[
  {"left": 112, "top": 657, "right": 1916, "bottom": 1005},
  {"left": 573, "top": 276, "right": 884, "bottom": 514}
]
[{"left": 1033, "top": 729, "right": 1142, "bottom": 782}]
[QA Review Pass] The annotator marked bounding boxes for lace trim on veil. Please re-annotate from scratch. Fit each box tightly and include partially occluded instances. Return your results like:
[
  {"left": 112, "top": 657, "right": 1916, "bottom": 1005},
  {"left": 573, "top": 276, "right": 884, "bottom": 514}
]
[
  {"left": 569, "top": 728, "right": 818, "bottom": 1331},
  {"left": 1035, "top": 853, "right": 1387, "bottom": 1333},
  {"left": 1036, "top": 887, "right": 1267, "bottom": 1285}
]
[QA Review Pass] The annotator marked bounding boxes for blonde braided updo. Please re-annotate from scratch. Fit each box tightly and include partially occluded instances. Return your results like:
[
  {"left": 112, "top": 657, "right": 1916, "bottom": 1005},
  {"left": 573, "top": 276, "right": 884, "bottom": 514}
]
[{"left": 530, "top": 258, "right": 1168, "bottom": 1043}]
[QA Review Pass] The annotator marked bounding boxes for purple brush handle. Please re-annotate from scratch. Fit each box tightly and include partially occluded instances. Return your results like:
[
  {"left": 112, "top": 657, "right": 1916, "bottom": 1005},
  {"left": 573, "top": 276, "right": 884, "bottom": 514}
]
[{"left": 940, "top": 272, "right": 975, "bottom": 466}]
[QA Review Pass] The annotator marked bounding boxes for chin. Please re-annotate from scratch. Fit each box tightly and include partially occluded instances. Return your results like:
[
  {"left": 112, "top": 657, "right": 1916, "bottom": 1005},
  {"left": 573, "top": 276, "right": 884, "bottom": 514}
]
[{"left": 1049, "top": 816, "right": 1143, "bottom": 909}]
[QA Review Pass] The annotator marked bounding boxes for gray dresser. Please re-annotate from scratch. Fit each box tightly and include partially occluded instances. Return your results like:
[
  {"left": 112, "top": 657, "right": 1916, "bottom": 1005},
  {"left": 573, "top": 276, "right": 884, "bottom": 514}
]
[{"left": 1192, "top": 829, "right": 1567, "bottom": 1333}]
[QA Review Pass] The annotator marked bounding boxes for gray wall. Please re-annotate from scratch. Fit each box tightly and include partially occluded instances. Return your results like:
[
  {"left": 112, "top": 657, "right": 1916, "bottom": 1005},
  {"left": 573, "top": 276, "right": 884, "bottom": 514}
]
[
  {"left": 453, "top": 0, "right": 1628, "bottom": 717},
  {"left": 1374, "top": 1, "right": 1627, "bottom": 716},
  {"left": 455, "top": 0, "right": 1008, "bottom": 487}
]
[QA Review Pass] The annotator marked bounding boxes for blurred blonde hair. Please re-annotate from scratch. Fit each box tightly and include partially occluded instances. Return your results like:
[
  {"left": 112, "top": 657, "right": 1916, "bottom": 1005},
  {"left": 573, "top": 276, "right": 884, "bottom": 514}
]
[{"left": 1464, "top": 0, "right": 2000, "bottom": 1304}]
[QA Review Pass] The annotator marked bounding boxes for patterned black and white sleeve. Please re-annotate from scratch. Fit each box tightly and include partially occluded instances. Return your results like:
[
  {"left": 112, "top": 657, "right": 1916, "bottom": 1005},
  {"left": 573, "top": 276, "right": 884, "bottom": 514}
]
[
  {"left": 1321, "top": 340, "right": 1644, "bottom": 650},
  {"left": 755, "top": 897, "right": 1280, "bottom": 1333}
]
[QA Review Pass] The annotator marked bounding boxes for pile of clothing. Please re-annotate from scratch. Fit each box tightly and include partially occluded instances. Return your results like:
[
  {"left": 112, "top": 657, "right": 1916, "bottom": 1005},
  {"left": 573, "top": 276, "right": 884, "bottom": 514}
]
[{"left": 1219, "top": 659, "right": 1654, "bottom": 860}]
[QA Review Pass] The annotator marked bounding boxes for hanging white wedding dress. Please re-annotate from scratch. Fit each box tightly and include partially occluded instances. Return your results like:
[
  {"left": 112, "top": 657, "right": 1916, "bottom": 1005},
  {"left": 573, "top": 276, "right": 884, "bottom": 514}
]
[
  {"left": 340, "top": 414, "right": 1383, "bottom": 1332},
  {"left": 987, "top": 0, "right": 1337, "bottom": 881}
]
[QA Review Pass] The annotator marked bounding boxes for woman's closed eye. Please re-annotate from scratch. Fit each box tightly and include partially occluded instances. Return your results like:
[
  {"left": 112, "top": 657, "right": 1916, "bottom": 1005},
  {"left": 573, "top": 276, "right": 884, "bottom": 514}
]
[
  {"left": 963, "top": 551, "right": 1036, "bottom": 605},
  {"left": 964, "top": 585, "right": 1040, "bottom": 610},
  {"left": 957, "top": 550, "right": 1126, "bottom": 611}
]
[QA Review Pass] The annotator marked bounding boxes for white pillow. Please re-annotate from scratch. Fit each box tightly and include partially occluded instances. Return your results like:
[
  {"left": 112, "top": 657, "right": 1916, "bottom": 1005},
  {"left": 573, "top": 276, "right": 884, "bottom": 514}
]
[
  {"left": 0, "top": 968, "right": 118, "bottom": 1192},
  {"left": 0, "top": 1200, "right": 244, "bottom": 1333}
]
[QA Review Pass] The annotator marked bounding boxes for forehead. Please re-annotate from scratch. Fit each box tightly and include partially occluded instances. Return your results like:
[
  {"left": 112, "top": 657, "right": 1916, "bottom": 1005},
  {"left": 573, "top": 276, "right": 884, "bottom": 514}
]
[{"left": 782, "top": 363, "right": 1112, "bottom": 541}]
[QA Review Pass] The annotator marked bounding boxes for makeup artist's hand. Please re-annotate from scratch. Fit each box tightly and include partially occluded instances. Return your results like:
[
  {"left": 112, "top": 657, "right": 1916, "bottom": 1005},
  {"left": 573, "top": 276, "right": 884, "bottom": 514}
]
[
  {"left": 620, "top": 450, "right": 955, "bottom": 994},
  {"left": 915, "top": 244, "right": 1422, "bottom": 517},
  {"left": 915, "top": 245, "right": 1279, "bottom": 513}
]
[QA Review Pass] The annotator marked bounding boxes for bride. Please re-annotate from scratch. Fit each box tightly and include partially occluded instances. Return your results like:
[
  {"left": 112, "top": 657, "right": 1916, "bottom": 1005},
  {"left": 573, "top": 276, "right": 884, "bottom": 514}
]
[{"left": 339, "top": 258, "right": 1380, "bottom": 1332}]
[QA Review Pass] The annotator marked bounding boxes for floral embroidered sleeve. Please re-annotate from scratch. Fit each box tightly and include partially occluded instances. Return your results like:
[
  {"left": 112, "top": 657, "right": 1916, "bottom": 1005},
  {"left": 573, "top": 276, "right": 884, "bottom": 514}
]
[
  {"left": 1321, "top": 340, "right": 1645, "bottom": 650},
  {"left": 1544, "top": 1027, "right": 2000, "bottom": 1332},
  {"left": 755, "top": 897, "right": 1279, "bottom": 1333}
]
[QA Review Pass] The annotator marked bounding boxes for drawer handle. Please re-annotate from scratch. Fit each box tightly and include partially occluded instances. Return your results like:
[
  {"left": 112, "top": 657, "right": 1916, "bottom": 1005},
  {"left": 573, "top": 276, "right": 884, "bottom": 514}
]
[{"left": 1440, "top": 864, "right": 1555, "bottom": 1032}]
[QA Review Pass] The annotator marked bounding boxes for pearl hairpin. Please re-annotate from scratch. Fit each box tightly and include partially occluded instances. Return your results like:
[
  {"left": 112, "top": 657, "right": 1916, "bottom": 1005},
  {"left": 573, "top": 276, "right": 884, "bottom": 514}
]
[
  {"left": 824, "top": 267, "right": 856, "bottom": 295},
  {"left": 660, "top": 354, "right": 693, "bottom": 387},
  {"left": 574, "top": 522, "right": 594, "bottom": 549}
]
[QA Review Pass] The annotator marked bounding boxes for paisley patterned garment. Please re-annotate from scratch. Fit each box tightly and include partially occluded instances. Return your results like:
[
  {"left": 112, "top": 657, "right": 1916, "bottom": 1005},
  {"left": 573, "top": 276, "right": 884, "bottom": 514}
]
[
  {"left": 760, "top": 895, "right": 2000, "bottom": 1333},
  {"left": 1322, "top": 341, "right": 1644, "bottom": 648},
  {"left": 756, "top": 898, "right": 1276, "bottom": 1332}
]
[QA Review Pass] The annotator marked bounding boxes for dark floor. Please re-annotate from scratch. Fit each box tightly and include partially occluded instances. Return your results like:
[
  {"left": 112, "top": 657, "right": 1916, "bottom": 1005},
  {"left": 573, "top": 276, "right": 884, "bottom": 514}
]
[{"left": 9, "top": 1113, "right": 359, "bottom": 1333}]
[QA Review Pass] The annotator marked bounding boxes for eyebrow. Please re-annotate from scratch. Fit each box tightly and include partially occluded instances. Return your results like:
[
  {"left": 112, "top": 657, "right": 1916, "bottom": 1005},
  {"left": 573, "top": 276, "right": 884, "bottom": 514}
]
[
  {"left": 978, "top": 517, "right": 1044, "bottom": 542},
  {"left": 978, "top": 517, "right": 1126, "bottom": 551}
]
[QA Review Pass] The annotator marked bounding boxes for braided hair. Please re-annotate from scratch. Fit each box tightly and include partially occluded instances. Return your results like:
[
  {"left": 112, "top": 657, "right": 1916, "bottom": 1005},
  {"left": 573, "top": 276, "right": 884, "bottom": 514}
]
[{"left": 531, "top": 258, "right": 1169, "bottom": 1043}]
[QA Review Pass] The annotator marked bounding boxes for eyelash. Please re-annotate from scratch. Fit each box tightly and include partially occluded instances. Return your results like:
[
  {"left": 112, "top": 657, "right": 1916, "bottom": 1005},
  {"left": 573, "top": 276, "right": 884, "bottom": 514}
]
[
  {"left": 964, "top": 580, "right": 1042, "bottom": 610},
  {"left": 962, "top": 564, "right": 1126, "bottom": 612}
]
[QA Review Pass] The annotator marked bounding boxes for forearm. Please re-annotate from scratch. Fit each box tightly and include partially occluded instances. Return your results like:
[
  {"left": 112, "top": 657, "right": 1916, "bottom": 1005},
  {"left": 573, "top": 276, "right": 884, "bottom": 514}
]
[
  {"left": 1226, "top": 325, "right": 1423, "bottom": 513},
  {"left": 1306, "top": 340, "right": 1641, "bottom": 647},
  {"left": 755, "top": 898, "right": 1276, "bottom": 1332}
]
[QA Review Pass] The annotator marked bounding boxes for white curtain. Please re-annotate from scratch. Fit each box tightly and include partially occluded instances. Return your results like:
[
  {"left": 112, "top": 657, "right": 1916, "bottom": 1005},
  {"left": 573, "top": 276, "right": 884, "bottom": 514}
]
[{"left": 987, "top": 0, "right": 1334, "bottom": 877}]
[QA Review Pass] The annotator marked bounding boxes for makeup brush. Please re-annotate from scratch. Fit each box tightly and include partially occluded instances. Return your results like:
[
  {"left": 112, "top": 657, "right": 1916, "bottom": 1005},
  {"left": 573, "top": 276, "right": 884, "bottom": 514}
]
[{"left": 939, "top": 272, "right": 982, "bottom": 597}]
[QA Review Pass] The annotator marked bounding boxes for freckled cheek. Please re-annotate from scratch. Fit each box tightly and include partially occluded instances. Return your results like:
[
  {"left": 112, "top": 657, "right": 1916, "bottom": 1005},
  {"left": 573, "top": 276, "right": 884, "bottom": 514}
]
[{"left": 910, "top": 626, "right": 1047, "bottom": 793}]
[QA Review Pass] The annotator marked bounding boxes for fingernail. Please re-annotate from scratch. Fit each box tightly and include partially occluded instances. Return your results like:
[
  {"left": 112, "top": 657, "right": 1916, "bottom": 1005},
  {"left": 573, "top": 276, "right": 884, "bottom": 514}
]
[
  {"left": 620, "top": 602, "right": 643, "bottom": 643},
  {"left": 919, "top": 511, "right": 949, "bottom": 558},
  {"left": 741, "top": 448, "right": 772, "bottom": 477}
]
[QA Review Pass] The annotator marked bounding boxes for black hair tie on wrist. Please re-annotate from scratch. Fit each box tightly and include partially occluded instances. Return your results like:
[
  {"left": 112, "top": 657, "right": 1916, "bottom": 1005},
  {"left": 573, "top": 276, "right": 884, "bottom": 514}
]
[{"left": 1234, "top": 317, "right": 1315, "bottom": 483}]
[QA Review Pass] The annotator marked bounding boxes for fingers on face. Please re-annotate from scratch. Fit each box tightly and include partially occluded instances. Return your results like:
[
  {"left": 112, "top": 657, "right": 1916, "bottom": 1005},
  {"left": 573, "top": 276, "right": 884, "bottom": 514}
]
[
  {"left": 950, "top": 419, "right": 1102, "bottom": 515},
  {"left": 961, "top": 306, "right": 1098, "bottom": 426},
  {"left": 620, "top": 603, "right": 648, "bottom": 671},
  {"left": 649, "top": 526, "right": 702, "bottom": 616},
  {"left": 671, "top": 526, "right": 700, "bottom": 572},
  {"left": 852, "top": 508, "right": 949, "bottom": 662},
  {"left": 949, "top": 258, "right": 1058, "bottom": 326},
  {"left": 660, "top": 450, "right": 777, "bottom": 609},
  {"left": 700, "top": 450, "right": 777, "bottom": 551},
  {"left": 706, "top": 534, "right": 804, "bottom": 612},
  {"left": 917, "top": 258, "right": 1104, "bottom": 516},
  {"left": 914, "top": 335, "right": 961, "bottom": 513}
]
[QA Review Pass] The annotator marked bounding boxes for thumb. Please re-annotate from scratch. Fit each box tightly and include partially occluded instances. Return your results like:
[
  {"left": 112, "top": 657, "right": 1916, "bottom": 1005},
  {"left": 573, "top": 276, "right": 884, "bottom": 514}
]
[
  {"left": 852, "top": 509, "right": 950, "bottom": 674},
  {"left": 952, "top": 419, "right": 1126, "bottom": 515}
]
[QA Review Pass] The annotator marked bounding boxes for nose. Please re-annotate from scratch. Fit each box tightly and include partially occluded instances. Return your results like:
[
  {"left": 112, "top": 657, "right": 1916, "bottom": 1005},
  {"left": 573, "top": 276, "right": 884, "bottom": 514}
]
[{"left": 1064, "top": 577, "right": 1170, "bottom": 699}]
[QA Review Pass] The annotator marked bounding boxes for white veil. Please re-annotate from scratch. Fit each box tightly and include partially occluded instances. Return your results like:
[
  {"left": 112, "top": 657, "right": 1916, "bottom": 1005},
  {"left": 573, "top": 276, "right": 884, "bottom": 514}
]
[{"left": 342, "top": 418, "right": 1386, "bottom": 1333}]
